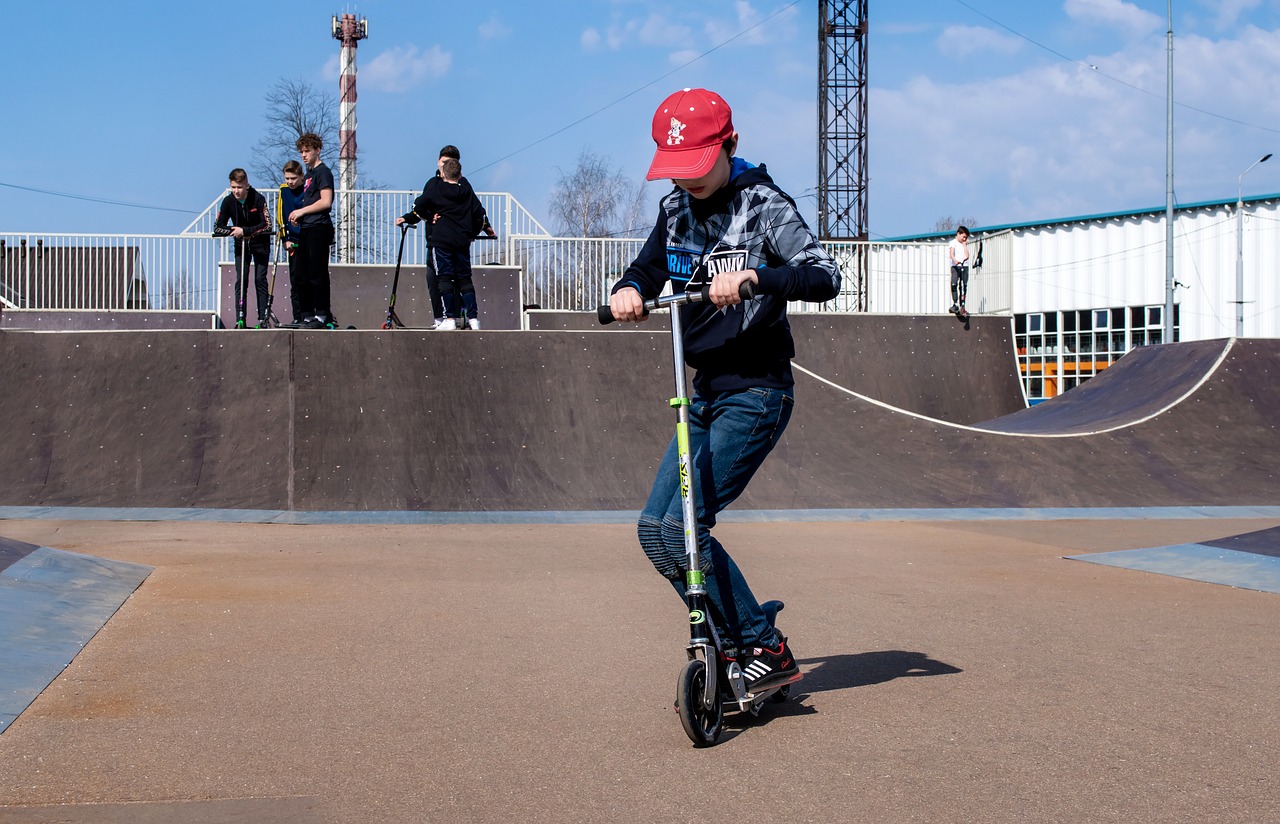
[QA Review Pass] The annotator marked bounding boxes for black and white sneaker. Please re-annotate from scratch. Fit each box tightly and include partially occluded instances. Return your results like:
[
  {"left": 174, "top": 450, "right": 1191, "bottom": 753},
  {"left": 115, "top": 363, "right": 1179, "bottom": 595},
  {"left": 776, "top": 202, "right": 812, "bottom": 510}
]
[{"left": 740, "top": 637, "right": 800, "bottom": 693}]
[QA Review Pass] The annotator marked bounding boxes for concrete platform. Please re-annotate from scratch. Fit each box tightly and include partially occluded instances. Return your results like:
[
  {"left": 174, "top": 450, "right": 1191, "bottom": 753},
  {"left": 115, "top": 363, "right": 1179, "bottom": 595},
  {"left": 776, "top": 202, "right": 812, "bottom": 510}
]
[{"left": 0, "top": 516, "right": 1276, "bottom": 823}]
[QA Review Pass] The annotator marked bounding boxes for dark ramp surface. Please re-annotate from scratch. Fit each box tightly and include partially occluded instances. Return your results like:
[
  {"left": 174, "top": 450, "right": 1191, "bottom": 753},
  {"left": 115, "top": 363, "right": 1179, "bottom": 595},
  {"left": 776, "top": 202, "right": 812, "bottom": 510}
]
[
  {"left": 1204, "top": 524, "right": 1280, "bottom": 557},
  {"left": 752, "top": 337, "right": 1280, "bottom": 509},
  {"left": 790, "top": 313, "right": 1022, "bottom": 424},
  {"left": 0, "top": 326, "right": 1277, "bottom": 512},
  {"left": 973, "top": 337, "right": 1236, "bottom": 435},
  {"left": 532, "top": 313, "right": 1024, "bottom": 424}
]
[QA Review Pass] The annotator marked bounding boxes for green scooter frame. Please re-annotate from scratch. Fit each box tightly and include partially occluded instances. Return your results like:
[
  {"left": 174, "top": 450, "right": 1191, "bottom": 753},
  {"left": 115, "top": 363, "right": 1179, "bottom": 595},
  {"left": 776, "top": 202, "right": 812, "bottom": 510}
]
[{"left": 599, "top": 283, "right": 797, "bottom": 746}]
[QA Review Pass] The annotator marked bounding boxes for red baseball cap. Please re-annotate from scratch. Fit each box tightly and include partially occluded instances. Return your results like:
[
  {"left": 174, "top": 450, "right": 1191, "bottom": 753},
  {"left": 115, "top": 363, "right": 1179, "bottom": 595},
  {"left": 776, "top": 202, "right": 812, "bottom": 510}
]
[{"left": 646, "top": 88, "right": 734, "bottom": 181}]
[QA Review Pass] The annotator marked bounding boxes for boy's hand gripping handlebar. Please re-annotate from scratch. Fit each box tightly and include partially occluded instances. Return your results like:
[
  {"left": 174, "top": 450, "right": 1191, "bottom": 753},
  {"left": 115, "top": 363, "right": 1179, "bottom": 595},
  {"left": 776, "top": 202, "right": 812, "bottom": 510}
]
[{"left": 596, "top": 281, "right": 756, "bottom": 325}]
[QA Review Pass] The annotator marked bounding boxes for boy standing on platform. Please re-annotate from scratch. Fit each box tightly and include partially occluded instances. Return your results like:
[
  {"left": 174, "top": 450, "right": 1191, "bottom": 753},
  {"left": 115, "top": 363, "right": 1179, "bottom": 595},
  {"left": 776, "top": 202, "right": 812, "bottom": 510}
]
[
  {"left": 278, "top": 160, "right": 307, "bottom": 324},
  {"left": 395, "top": 158, "right": 495, "bottom": 330},
  {"left": 287, "top": 132, "right": 339, "bottom": 329},
  {"left": 212, "top": 168, "right": 272, "bottom": 328}
]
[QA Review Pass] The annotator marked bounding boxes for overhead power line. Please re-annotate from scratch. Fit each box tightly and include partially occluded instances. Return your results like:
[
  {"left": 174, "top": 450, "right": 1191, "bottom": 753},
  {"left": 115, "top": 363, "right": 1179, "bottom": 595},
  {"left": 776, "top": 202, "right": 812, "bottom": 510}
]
[
  {"left": 952, "top": 0, "right": 1280, "bottom": 135},
  {"left": 0, "top": 181, "right": 198, "bottom": 214},
  {"left": 469, "top": 0, "right": 804, "bottom": 176}
]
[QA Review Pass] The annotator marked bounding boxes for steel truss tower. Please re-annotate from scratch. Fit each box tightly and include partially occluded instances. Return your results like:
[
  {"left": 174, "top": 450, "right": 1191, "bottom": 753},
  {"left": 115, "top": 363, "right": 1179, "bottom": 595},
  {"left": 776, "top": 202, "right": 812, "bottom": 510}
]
[{"left": 818, "top": 0, "right": 868, "bottom": 306}]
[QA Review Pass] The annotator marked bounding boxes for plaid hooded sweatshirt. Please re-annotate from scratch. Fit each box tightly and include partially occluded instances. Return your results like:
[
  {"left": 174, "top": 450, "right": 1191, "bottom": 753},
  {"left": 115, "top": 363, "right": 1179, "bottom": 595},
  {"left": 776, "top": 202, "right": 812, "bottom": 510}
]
[{"left": 614, "top": 159, "right": 841, "bottom": 394}]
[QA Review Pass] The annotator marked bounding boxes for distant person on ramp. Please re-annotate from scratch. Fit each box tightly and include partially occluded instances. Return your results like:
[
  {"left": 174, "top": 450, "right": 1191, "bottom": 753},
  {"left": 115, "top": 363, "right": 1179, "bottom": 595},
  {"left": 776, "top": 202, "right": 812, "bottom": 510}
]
[
  {"left": 949, "top": 225, "right": 971, "bottom": 317},
  {"left": 606, "top": 87, "right": 841, "bottom": 694}
]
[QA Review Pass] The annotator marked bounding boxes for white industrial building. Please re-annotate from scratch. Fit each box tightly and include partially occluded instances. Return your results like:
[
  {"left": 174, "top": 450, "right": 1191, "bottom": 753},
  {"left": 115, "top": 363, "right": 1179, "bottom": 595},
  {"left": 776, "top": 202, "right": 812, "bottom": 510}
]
[{"left": 891, "top": 194, "right": 1280, "bottom": 402}]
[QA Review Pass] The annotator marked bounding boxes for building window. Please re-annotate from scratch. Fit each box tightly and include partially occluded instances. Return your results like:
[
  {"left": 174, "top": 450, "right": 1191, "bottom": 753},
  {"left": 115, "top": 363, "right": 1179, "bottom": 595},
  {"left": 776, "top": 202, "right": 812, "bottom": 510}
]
[{"left": 1013, "top": 304, "right": 1179, "bottom": 404}]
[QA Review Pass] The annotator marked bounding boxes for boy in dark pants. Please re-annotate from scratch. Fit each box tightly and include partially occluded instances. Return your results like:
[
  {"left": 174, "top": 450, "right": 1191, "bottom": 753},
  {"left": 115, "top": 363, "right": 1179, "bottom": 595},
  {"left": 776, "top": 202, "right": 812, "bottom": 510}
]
[
  {"left": 949, "top": 225, "right": 971, "bottom": 315},
  {"left": 395, "top": 158, "right": 495, "bottom": 329},
  {"left": 607, "top": 88, "right": 840, "bottom": 694},
  {"left": 421, "top": 145, "right": 494, "bottom": 328},
  {"left": 212, "top": 168, "right": 272, "bottom": 328},
  {"left": 287, "top": 132, "right": 338, "bottom": 329},
  {"left": 278, "top": 160, "right": 306, "bottom": 324}
]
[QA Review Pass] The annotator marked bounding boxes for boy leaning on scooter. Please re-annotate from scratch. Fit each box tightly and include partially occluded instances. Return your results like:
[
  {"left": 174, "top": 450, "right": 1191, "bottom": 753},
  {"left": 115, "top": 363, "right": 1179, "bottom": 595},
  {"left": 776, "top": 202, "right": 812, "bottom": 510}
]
[{"left": 607, "top": 87, "right": 841, "bottom": 695}]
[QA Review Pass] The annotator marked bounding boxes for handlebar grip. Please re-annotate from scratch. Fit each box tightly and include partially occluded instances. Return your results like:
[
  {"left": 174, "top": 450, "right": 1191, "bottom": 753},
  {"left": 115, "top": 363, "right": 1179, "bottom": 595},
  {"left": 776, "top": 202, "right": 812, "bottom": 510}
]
[
  {"left": 697, "top": 279, "right": 755, "bottom": 304},
  {"left": 597, "top": 304, "right": 616, "bottom": 325}
]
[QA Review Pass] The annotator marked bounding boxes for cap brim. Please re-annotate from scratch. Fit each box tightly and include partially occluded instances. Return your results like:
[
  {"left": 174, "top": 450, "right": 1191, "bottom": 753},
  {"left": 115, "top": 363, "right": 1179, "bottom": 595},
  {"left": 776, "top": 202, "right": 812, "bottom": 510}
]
[{"left": 645, "top": 144, "right": 720, "bottom": 181}]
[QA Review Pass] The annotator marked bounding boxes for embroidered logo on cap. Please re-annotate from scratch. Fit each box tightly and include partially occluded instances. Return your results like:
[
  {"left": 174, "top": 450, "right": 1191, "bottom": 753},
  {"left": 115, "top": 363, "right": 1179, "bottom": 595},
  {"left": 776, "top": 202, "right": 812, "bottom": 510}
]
[{"left": 667, "top": 117, "right": 687, "bottom": 146}]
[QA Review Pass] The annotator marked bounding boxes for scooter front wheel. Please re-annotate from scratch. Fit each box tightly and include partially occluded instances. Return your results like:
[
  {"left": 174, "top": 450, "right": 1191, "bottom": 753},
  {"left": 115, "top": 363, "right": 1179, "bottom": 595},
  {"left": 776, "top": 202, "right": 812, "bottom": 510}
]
[{"left": 676, "top": 659, "right": 723, "bottom": 746}]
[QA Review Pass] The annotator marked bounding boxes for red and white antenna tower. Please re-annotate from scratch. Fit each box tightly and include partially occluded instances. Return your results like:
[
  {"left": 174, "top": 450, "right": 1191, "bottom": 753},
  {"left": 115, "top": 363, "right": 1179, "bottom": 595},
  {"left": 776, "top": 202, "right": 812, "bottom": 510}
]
[{"left": 332, "top": 12, "right": 368, "bottom": 262}]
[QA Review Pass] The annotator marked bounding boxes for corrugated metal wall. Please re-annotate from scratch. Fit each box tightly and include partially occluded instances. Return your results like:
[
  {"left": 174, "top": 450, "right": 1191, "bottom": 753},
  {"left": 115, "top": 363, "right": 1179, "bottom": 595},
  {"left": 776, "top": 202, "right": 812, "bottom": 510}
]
[{"left": 1002, "top": 198, "right": 1280, "bottom": 341}]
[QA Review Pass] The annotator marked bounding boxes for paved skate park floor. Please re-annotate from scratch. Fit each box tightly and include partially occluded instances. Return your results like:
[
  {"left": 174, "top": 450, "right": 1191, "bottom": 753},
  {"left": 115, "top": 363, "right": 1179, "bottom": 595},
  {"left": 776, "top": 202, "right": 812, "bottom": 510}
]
[{"left": 1, "top": 515, "right": 1278, "bottom": 823}]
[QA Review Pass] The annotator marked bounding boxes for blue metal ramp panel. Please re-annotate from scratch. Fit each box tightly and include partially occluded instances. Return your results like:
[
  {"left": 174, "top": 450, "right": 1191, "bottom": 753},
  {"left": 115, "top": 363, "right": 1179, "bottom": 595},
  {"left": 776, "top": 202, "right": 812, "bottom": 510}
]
[
  {"left": 1067, "top": 544, "right": 1280, "bottom": 594},
  {"left": 0, "top": 546, "right": 153, "bottom": 735},
  {"left": 0, "top": 535, "right": 40, "bottom": 573}
]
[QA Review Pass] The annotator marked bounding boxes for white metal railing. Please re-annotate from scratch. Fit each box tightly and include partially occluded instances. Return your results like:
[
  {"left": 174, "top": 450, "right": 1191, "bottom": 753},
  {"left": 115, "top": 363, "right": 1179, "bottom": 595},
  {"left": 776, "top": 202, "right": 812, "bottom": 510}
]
[
  {"left": 184, "top": 189, "right": 550, "bottom": 268},
  {"left": 5, "top": 197, "right": 1013, "bottom": 318},
  {"left": 509, "top": 236, "right": 1013, "bottom": 316},
  {"left": 512, "top": 236, "right": 646, "bottom": 311},
  {"left": 1, "top": 233, "right": 222, "bottom": 312}
]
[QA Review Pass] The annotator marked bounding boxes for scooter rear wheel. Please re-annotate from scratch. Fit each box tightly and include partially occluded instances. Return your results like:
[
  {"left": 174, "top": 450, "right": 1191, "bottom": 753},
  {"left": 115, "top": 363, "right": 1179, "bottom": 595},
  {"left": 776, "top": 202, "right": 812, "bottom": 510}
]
[{"left": 676, "top": 659, "right": 723, "bottom": 746}]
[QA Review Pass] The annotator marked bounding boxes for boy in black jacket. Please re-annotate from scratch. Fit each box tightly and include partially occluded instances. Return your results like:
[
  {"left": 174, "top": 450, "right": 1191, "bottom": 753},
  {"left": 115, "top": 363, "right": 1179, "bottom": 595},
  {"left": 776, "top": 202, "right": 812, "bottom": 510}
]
[
  {"left": 608, "top": 88, "right": 841, "bottom": 694},
  {"left": 212, "top": 168, "right": 272, "bottom": 328},
  {"left": 278, "top": 160, "right": 307, "bottom": 324},
  {"left": 395, "top": 158, "right": 495, "bottom": 329}
]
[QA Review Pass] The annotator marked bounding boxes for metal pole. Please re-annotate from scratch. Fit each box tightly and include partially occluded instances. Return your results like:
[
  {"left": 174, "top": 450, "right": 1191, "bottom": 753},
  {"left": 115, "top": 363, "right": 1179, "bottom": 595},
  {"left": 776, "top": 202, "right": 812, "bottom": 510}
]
[
  {"left": 1164, "top": 1, "right": 1175, "bottom": 343},
  {"left": 1236, "top": 153, "right": 1271, "bottom": 337}
]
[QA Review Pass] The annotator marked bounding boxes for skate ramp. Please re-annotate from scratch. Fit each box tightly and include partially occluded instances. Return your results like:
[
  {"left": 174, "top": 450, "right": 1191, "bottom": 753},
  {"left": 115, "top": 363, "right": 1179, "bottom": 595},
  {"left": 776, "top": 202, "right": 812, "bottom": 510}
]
[
  {"left": 970, "top": 338, "right": 1231, "bottom": 435},
  {"left": 1068, "top": 525, "right": 1280, "bottom": 593},
  {"left": 760, "top": 337, "right": 1280, "bottom": 508},
  {"left": 0, "top": 535, "right": 152, "bottom": 735},
  {"left": 0, "top": 325, "right": 1277, "bottom": 513}
]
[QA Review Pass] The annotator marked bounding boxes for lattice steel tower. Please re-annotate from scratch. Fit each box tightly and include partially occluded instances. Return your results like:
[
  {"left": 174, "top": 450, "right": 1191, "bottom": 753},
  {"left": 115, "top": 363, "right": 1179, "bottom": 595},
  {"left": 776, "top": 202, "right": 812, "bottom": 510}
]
[{"left": 818, "top": 0, "right": 868, "bottom": 242}]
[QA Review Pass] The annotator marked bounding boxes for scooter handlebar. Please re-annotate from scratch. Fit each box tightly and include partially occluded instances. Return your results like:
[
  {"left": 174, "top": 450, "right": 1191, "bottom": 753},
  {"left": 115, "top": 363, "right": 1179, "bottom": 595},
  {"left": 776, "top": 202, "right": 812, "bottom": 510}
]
[{"left": 596, "top": 280, "right": 756, "bottom": 326}]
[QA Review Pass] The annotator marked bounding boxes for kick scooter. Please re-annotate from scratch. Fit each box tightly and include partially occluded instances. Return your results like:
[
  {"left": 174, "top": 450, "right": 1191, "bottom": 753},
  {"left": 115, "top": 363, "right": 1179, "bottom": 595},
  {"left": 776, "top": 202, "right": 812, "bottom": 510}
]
[
  {"left": 382, "top": 226, "right": 497, "bottom": 330},
  {"left": 382, "top": 223, "right": 414, "bottom": 330},
  {"left": 598, "top": 283, "right": 801, "bottom": 747},
  {"left": 258, "top": 230, "right": 285, "bottom": 328}
]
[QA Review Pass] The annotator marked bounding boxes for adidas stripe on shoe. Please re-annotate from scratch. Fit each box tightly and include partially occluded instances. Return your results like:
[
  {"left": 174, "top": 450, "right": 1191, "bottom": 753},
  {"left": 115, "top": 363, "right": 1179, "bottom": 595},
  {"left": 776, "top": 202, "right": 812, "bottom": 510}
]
[{"left": 740, "top": 639, "right": 800, "bottom": 693}]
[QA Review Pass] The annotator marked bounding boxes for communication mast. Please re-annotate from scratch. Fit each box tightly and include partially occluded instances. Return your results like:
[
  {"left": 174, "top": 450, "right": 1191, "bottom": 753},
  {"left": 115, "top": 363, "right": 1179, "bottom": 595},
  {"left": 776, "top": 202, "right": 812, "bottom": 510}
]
[
  {"left": 332, "top": 12, "right": 368, "bottom": 262},
  {"left": 818, "top": 0, "right": 869, "bottom": 307}
]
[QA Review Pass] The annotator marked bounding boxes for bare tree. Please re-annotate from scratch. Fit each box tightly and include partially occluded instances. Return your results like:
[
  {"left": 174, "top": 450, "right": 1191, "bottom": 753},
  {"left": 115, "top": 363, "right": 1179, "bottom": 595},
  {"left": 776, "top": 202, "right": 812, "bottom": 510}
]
[
  {"left": 549, "top": 149, "right": 649, "bottom": 238},
  {"left": 934, "top": 215, "right": 980, "bottom": 233},
  {"left": 251, "top": 78, "right": 338, "bottom": 187}
]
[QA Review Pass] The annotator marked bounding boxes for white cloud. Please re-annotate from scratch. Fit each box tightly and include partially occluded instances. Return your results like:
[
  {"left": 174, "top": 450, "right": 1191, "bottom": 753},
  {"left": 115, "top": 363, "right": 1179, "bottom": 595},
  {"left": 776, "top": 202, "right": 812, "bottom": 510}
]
[
  {"left": 936, "top": 25, "right": 1024, "bottom": 58},
  {"left": 360, "top": 45, "right": 452, "bottom": 93},
  {"left": 582, "top": 5, "right": 789, "bottom": 56},
  {"left": 479, "top": 14, "right": 512, "bottom": 41},
  {"left": 1063, "top": 0, "right": 1163, "bottom": 38},
  {"left": 871, "top": 23, "right": 1280, "bottom": 235},
  {"left": 669, "top": 49, "right": 700, "bottom": 66},
  {"left": 1199, "top": 0, "right": 1263, "bottom": 30}
]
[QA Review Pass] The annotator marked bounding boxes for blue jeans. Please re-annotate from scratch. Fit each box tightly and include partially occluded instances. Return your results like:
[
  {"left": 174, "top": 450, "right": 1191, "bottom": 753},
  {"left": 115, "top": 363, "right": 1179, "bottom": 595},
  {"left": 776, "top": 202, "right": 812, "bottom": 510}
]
[{"left": 637, "top": 386, "right": 794, "bottom": 648}]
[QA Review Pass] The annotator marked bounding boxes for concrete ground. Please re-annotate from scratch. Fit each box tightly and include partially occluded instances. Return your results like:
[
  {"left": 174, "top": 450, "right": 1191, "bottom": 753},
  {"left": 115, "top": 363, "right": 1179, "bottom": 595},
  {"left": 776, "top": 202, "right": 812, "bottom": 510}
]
[{"left": 0, "top": 516, "right": 1277, "bottom": 823}]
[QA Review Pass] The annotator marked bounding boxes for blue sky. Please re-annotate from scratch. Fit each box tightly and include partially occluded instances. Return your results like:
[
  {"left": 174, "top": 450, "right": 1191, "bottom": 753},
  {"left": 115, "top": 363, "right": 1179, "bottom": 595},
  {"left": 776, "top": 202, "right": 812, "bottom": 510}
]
[{"left": 4, "top": 0, "right": 1280, "bottom": 239}]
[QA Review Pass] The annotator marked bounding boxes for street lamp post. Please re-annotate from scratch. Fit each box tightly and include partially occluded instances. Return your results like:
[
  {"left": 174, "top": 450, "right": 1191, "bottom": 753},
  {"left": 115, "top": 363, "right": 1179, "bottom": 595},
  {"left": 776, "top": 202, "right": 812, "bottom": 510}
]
[{"left": 1236, "top": 152, "right": 1272, "bottom": 337}]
